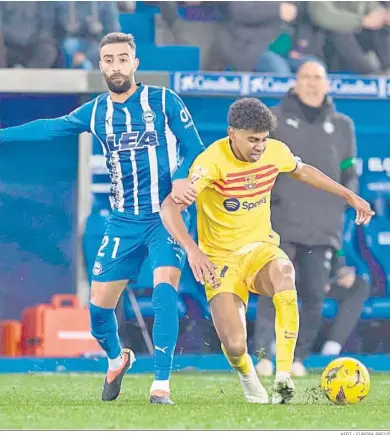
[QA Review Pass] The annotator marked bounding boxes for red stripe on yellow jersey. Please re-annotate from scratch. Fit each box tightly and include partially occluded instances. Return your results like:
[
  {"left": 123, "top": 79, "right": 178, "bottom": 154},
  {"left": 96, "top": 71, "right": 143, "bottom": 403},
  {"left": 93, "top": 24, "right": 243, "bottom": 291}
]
[{"left": 188, "top": 137, "right": 299, "bottom": 257}]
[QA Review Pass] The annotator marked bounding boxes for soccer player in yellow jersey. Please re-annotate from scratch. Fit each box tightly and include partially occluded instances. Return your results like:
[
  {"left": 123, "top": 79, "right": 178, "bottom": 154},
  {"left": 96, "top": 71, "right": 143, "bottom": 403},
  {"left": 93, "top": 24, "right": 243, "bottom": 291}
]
[{"left": 160, "top": 98, "right": 374, "bottom": 404}]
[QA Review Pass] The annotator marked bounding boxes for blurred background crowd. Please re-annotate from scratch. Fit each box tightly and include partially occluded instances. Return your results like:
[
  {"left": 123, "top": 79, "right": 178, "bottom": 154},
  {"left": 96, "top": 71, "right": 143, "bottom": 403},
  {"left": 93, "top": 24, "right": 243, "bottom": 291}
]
[{"left": 0, "top": 1, "right": 389, "bottom": 75}]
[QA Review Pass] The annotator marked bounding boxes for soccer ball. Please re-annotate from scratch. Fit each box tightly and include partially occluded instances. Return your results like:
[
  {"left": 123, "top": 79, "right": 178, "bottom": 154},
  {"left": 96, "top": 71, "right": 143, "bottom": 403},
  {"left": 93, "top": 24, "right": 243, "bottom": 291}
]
[{"left": 320, "top": 357, "right": 370, "bottom": 405}]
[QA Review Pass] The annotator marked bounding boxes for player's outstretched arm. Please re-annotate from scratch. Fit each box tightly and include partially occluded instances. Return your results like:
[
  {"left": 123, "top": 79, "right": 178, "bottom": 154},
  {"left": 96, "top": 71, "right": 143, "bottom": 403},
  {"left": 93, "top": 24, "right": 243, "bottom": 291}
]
[
  {"left": 290, "top": 162, "right": 375, "bottom": 225},
  {"left": 0, "top": 99, "right": 94, "bottom": 143},
  {"left": 160, "top": 196, "right": 218, "bottom": 287}
]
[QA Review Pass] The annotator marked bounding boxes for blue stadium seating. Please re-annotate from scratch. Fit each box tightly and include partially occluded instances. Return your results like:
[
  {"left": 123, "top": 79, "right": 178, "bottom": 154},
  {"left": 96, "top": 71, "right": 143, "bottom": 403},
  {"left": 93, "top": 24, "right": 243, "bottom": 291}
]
[
  {"left": 137, "top": 44, "right": 200, "bottom": 72},
  {"left": 362, "top": 215, "right": 390, "bottom": 296},
  {"left": 135, "top": 2, "right": 160, "bottom": 14},
  {"left": 361, "top": 297, "right": 390, "bottom": 320},
  {"left": 119, "top": 11, "right": 200, "bottom": 72},
  {"left": 119, "top": 13, "right": 155, "bottom": 44}
]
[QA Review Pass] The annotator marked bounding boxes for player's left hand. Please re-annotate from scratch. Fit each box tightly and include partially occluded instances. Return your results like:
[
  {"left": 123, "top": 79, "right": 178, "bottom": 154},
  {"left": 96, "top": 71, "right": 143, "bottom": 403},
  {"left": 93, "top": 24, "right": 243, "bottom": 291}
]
[
  {"left": 336, "top": 266, "right": 356, "bottom": 289},
  {"left": 171, "top": 179, "right": 198, "bottom": 206},
  {"left": 346, "top": 193, "right": 375, "bottom": 225}
]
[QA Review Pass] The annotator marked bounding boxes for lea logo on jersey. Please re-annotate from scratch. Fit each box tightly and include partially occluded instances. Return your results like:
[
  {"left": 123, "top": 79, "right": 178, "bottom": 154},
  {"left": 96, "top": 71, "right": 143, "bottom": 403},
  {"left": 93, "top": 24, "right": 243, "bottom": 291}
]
[
  {"left": 106, "top": 131, "right": 159, "bottom": 152},
  {"left": 244, "top": 175, "right": 257, "bottom": 190}
]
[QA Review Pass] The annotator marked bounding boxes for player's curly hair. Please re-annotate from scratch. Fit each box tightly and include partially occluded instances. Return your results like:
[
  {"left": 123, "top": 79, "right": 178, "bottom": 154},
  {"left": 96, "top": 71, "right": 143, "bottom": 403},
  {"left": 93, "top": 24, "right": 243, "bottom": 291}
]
[
  {"left": 228, "top": 98, "right": 277, "bottom": 132},
  {"left": 100, "top": 32, "right": 136, "bottom": 51}
]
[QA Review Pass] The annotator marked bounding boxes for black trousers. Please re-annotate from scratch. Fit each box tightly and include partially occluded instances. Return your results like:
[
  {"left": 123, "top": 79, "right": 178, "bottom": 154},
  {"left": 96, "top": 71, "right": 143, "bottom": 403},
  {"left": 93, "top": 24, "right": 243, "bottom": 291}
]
[
  {"left": 330, "top": 28, "right": 390, "bottom": 74},
  {"left": 325, "top": 276, "right": 370, "bottom": 347},
  {"left": 254, "top": 243, "right": 334, "bottom": 361}
]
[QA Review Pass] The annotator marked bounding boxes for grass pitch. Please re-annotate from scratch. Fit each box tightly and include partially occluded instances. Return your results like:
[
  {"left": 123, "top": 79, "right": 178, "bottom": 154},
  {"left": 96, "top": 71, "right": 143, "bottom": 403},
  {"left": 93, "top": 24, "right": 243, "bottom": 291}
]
[{"left": 0, "top": 372, "right": 389, "bottom": 429}]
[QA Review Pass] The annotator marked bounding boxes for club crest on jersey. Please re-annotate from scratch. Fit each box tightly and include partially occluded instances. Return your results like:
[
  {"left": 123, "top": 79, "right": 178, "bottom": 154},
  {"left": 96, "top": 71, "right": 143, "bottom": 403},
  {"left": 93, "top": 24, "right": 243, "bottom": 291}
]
[
  {"left": 142, "top": 110, "right": 156, "bottom": 124},
  {"left": 244, "top": 175, "right": 257, "bottom": 190}
]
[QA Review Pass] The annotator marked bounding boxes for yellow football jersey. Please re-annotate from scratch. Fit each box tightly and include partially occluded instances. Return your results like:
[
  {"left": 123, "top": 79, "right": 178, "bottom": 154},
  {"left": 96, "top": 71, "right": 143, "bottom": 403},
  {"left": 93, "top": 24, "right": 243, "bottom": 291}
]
[{"left": 189, "top": 136, "right": 299, "bottom": 257}]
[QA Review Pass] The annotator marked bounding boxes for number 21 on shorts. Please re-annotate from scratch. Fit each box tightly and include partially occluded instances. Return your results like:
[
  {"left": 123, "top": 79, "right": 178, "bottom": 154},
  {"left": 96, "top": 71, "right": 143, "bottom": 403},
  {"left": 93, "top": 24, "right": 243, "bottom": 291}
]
[{"left": 97, "top": 236, "right": 120, "bottom": 259}]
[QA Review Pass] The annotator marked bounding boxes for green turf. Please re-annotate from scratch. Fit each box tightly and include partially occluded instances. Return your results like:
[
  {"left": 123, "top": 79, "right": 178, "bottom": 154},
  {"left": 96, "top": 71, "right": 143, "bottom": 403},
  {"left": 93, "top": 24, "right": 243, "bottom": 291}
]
[{"left": 0, "top": 372, "right": 389, "bottom": 429}]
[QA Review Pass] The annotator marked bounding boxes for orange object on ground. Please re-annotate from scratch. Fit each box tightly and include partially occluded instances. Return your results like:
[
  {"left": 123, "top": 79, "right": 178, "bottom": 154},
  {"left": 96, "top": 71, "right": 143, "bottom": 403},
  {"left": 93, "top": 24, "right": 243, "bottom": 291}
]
[
  {"left": 0, "top": 320, "right": 22, "bottom": 356},
  {"left": 21, "top": 294, "right": 100, "bottom": 357}
]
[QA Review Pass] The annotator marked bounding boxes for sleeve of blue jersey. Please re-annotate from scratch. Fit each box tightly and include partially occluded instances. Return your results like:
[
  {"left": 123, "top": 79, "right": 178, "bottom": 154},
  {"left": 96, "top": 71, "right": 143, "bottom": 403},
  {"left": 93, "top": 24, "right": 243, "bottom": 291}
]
[
  {"left": 165, "top": 89, "right": 205, "bottom": 181},
  {"left": 0, "top": 99, "right": 94, "bottom": 143}
]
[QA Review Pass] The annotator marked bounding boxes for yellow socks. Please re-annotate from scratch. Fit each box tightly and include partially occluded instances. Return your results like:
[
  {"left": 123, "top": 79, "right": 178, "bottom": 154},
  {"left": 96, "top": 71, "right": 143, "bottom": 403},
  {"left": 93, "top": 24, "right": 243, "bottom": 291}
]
[
  {"left": 221, "top": 344, "right": 269, "bottom": 403},
  {"left": 221, "top": 343, "right": 251, "bottom": 375},
  {"left": 273, "top": 289, "right": 299, "bottom": 374}
]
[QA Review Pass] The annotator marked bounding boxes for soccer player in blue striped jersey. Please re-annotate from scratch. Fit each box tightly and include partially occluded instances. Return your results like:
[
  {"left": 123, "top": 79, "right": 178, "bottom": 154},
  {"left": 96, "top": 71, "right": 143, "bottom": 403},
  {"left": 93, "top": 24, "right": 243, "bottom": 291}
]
[{"left": 0, "top": 33, "right": 205, "bottom": 404}]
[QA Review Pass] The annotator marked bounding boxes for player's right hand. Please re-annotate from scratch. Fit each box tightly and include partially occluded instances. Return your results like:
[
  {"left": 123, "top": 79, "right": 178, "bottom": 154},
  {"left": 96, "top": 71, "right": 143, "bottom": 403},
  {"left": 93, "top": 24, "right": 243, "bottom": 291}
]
[
  {"left": 346, "top": 193, "right": 375, "bottom": 225},
  {"left": 187, "top": 246, "right": 220, "bottom": 289}
]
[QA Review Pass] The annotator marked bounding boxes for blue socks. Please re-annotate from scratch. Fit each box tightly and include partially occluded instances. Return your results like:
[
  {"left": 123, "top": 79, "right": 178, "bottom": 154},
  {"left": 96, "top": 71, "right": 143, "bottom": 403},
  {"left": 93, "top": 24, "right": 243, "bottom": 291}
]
[
  {"left": 152, "top": 283, "right": 179, "bottom": 381},
  {"left": 90, "top": 284, "right": 179, "bottom": 381},
  {"left": 89, "top": 302, "right": 121, "bottom": 359}
]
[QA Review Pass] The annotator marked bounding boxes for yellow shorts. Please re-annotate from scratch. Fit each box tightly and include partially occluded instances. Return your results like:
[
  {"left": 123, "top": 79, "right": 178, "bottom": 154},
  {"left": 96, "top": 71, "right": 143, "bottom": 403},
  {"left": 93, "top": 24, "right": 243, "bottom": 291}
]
[{"left": 205, "top": 242, "right": 289, "bottom": 306}]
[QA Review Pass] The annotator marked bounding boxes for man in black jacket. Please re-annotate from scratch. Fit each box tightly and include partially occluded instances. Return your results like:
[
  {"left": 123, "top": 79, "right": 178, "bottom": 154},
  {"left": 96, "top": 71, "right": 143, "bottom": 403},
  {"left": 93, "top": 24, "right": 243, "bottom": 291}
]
[{"left": 254, "top": 61, "right": 359, "bottom": 376}]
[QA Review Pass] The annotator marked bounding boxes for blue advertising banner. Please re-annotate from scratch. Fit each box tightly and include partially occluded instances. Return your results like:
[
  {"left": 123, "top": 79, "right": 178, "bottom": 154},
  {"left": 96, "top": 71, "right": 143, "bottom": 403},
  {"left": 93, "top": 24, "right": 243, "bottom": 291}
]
[{"left": 172, "top": 72, "right": 388, "bottom": 99}]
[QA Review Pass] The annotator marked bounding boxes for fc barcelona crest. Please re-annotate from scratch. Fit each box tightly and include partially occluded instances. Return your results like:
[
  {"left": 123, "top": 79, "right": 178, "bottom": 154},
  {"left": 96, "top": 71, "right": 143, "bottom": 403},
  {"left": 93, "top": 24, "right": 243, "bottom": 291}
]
[{"left": 244, "top": 175, "right": 257, "bottom": 190}]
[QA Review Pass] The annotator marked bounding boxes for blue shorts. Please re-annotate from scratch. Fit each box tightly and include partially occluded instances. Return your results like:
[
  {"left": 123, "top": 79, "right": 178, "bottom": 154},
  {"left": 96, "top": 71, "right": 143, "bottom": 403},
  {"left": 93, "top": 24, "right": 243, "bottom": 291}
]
[{"left": 92, "top": 210, "right": 189, "bottom": 283}]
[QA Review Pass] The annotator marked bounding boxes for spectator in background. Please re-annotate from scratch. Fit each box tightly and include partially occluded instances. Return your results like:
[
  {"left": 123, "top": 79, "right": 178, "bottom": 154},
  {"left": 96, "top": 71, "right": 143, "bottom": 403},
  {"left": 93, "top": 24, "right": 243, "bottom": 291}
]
[
  {"left": 253, "top": 61, "right": 358, "bottom": 377},
  {"left": 210, "top": 1, "right": 298, "bottom": 73},
  {"left": 57, "top": 1, "right": 120, "bottom": 70},
  {"left": 0, "top": 2, "right": 57, "bottom": 68},
  {"left": 286, "top": 2, "right": 327, "bottom": 72},
  {"left": 320, "top": 255, "right": 370, "bottom": 356},
  {"left": 208, "top": 2, "right": 321, "bottom": 74},
  {"left": 308, "top": 1, "right": 390, "bottom": 75}
]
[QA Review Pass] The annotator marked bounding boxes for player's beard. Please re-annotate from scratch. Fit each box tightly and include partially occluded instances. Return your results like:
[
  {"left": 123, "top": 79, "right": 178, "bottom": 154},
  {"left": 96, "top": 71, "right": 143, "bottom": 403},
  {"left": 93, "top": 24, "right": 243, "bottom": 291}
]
[{"left": 105, "top": 72, "right": 132, "bottom": 94}]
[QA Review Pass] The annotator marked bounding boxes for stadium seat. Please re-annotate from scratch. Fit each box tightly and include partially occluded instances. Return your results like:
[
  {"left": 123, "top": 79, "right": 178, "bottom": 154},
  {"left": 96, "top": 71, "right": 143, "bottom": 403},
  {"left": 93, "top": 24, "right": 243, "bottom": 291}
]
[
  {"left": 119, "top": 13, "right": 155, "bottom": 44},
  {"left": 362, "top": 213, "right": 390, "bottom": 297},
  {"left": 321, "top": 299, "right": 339, "bottom": 319},
  {"left": 137, "top": 44, "right": 200, "bottom": 71},
  {"left": 135, "top": 2, "right": 160, "bottom": 14},
  {"left": 361, "top": 298, "right": 390, "bottom": 320},
  {"left": 342, "top": 207, "right": 371, "bottom": 282}
]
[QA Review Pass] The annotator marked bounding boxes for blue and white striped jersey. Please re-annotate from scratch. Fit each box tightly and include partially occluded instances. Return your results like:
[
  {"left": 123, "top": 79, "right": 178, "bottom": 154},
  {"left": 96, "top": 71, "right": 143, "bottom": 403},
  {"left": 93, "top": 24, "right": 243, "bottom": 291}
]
[{"left": 0, "top": 84, "right": 205, "bottom": 215}]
